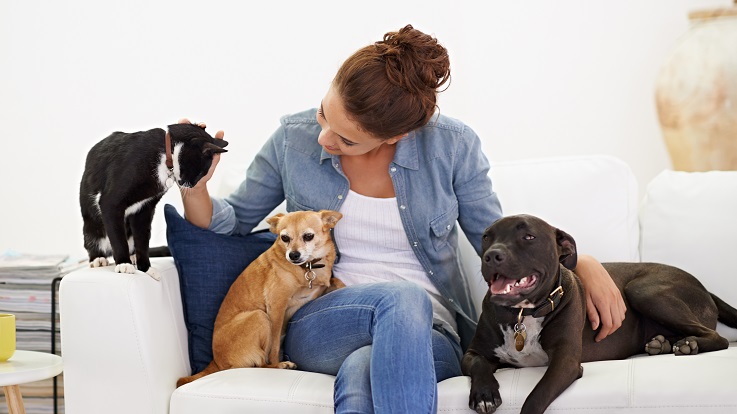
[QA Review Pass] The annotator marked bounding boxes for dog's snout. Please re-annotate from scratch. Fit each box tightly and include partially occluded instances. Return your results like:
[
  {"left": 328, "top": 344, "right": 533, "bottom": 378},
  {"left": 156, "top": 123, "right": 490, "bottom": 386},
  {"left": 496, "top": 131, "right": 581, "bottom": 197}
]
[
  {"left": 288, "top": 251, "right": 301, "bottom": 261},
  {"left": 484, "top": 248, "right": 506, "bottom": 264}
]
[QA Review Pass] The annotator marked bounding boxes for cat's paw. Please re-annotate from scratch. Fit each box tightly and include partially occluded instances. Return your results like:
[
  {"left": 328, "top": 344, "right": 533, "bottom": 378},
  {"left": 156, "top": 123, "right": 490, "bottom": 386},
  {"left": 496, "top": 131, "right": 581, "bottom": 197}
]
[
  {"left": 130, "top": 255, "right": 138, "bottom": 265},
  {"left": 114, "top": 263, "right": 137, "bottom": 274},
  {"left": 145, "top": 268, "right": 161, "bottom": 281},
  {"left": 90, "top": 257, "right": 109, "bottom": 268}
]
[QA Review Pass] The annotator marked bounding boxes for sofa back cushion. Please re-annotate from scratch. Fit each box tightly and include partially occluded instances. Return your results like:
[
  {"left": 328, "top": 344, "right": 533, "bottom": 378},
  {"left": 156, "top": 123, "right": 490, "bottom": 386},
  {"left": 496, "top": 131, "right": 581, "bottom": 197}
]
[
  {"left": 639, "top": 170, "right": 737, "bottom": 341},
  {"left": 459, "top": 155, "right": 641, "bottom": 317}
]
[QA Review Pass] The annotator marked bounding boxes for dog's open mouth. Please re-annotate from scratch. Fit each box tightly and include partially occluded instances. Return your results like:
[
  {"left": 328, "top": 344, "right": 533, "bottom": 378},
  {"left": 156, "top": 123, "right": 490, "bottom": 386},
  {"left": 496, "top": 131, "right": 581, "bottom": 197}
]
[{"left": 489, "top": 273, "right": 538, "bottom": 296}]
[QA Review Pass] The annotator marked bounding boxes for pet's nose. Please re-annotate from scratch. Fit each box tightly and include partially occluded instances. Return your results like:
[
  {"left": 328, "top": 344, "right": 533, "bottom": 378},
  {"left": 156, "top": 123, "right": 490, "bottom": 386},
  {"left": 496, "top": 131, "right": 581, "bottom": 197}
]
[
  {"left": 288, "top": 251, "right": 301, "bottom": 261},
  {"left": 484, "top": 248, "right": 506, "bottom": 264}
]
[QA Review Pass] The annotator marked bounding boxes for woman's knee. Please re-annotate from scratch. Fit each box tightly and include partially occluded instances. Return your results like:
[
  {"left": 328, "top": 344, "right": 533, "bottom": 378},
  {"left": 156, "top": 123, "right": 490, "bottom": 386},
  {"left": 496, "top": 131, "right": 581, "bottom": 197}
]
[{"left": 384, "top": 281, "right": 432, "bottom": 315}]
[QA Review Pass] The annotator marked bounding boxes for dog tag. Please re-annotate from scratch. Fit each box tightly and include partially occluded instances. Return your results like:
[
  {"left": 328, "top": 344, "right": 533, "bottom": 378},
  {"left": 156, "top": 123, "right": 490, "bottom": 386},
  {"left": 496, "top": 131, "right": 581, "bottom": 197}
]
[
  {"left": 304, "top": 270, "right": 316, "bottom": 289},
  {"left": 514, "top": 330, "right": 527, "bottom": 352},
  {"left": 513, "top": 322, "right": 527, "bottom": 352}
]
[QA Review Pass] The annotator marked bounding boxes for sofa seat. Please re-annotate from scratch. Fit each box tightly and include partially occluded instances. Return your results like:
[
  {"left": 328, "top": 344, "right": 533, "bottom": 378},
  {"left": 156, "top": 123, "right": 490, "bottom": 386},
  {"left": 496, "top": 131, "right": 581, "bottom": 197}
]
[
  {"left": 60, "top": 156, "right": 737, "bottom": 413},
  {"left": 170, "top": 344, "right": 737, "bottom": 414}
]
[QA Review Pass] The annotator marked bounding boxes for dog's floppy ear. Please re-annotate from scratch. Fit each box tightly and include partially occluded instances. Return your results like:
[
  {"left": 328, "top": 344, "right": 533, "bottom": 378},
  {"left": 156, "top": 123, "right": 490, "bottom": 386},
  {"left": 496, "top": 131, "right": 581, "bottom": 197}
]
[
  {"left": 556, "top": 228, "right": 578, "bottom": 270},
  {"left": 320, "top": 210, "right": 343, "bottom": 229},
  {"left": 266, "top": 213, "right": 285, "bottom": 234}
]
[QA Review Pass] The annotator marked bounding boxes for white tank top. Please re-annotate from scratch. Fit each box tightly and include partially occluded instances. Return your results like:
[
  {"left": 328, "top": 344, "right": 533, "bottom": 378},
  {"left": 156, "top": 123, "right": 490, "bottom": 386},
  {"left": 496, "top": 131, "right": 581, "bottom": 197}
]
[{"left": 333, "top": 190, "right": 457, "bottom": 335}]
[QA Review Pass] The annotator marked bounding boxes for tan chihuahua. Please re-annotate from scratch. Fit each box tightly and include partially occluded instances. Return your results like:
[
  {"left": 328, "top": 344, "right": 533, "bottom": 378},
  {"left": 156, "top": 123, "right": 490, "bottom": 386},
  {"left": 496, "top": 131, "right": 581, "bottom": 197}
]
[{"left": 176, "top": 210, "right": 344, "bottom": 387}]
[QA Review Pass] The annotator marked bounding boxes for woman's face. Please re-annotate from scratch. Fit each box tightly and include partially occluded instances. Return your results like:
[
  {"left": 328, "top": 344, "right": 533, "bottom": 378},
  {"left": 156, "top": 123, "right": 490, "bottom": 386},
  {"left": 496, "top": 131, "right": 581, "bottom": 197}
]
[{"left": 316, "top": 86, "right": 398, "bottom": 156}]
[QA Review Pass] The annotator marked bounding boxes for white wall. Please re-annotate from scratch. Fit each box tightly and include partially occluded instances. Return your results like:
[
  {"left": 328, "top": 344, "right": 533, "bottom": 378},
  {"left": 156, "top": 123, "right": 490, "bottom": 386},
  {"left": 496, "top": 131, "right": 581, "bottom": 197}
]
[{"left": 0, "top": 0, "right": 730, "bottom": 257}]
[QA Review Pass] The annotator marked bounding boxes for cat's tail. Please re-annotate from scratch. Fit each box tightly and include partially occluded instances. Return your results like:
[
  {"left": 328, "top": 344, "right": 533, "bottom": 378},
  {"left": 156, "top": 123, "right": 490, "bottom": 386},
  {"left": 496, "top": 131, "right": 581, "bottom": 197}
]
[{"left": 149, "top": 246, "right": 171, "bottom": 257}]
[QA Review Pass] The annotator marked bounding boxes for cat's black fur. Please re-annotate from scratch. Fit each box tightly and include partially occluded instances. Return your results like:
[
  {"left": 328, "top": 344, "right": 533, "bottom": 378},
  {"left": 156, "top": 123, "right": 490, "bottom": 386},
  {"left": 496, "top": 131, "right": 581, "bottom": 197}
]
[{"left": 79, "top": 123, "right": 227, "bottom": 278}]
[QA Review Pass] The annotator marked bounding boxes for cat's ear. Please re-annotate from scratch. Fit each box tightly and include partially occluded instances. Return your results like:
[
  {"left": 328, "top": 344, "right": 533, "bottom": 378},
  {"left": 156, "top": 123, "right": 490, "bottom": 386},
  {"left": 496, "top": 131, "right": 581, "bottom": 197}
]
[{"left": 202, "top": 142, "right": 228, "bottom": 156}]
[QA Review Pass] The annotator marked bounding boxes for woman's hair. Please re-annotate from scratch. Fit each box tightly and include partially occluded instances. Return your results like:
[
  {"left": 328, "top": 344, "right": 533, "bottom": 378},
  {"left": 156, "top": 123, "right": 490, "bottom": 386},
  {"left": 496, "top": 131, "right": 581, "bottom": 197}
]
[{"left": 333, "top": 24, "right": 451, "bottom": 139}]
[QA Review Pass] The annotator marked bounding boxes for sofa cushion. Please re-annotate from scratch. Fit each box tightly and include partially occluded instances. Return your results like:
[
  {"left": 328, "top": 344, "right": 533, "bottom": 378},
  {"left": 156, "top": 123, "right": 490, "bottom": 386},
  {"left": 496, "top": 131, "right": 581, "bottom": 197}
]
[
  {"left": 639, "top": 170, "right": 737, "bottom": 341},
  {"left": 164, "top": 204, "right": 276, "bottom": 373}
]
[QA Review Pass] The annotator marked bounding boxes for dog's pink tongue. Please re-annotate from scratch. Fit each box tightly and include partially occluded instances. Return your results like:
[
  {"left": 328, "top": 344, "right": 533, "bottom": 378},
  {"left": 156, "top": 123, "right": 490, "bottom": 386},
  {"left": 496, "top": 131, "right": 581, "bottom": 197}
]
[{"left": 490, "top": 276, "right": 513, "bottom": 295}]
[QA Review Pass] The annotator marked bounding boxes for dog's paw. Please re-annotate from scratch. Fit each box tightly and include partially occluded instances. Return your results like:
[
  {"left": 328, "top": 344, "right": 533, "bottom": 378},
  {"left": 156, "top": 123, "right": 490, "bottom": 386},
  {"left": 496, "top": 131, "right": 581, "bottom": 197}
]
[
  {"left": 469, "top": 387, "right": 502, "bottom": 414},
  {"left": 277, "top": 361, "right": 297, "bottom": 370},
  {"left": 673, "top": 337, "right": 699, "bottom": 355},
  {"left": 130, "top": 255, "right": 138, "bottom": 265},
  {"left": 114, "top": 263, "right": 137, "bottom": 274},
  {"left": 645, "top": 335, "right": 671, "bottom": 355},
  {"left": 145, "top": 268, "right": 161, "bottom": 281},
  {"left": 90, "top": 257, "right": 109, "bottom": 268}
]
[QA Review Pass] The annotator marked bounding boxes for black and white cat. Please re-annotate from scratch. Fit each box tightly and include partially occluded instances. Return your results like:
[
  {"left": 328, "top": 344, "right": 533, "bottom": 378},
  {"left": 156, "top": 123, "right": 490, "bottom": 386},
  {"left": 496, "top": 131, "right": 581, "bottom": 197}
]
[{"left": 79, "top": 123, "right": 228, "bottom": 280}]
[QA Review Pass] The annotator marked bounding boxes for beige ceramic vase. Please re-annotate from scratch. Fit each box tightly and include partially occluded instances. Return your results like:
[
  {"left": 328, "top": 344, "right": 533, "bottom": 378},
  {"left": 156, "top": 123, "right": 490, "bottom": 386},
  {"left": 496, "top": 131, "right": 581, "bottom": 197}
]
[{"left": 655, "top": 4, "right": 737, "bottom": 171}]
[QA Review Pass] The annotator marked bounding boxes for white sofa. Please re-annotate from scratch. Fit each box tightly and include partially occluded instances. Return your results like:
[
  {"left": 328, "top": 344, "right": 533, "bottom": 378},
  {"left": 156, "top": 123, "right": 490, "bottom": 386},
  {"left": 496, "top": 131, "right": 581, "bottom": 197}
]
[{"left": 60, "top": 155, "right": 737, "bottom": 413}]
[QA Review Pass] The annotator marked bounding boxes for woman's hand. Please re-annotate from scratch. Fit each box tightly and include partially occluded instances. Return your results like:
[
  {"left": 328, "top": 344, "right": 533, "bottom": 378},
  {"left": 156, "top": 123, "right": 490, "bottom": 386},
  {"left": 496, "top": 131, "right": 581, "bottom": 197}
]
[{"left": 576, "top": 254, "right": 627, "bottom": 342}]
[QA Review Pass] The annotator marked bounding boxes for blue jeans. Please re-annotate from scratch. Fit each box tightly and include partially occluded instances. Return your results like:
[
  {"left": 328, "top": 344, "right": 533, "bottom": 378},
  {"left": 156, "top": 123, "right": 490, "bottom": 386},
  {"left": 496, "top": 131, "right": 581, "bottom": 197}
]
[{"left": 283, "top": 281, "right": 463, "bottom": 414}]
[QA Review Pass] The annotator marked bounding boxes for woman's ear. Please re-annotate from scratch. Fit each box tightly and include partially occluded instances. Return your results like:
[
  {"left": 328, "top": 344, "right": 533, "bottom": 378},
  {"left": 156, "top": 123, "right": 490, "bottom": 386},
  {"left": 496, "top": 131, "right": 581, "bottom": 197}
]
[{"left": 385, "top": 133, "right": 409, "bottom": 145}]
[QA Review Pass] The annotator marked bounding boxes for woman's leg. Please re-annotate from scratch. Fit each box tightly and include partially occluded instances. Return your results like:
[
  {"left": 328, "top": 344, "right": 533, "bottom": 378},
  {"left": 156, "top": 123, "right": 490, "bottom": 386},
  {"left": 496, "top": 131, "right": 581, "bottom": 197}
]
[
  {"left": 283, "top": 281, "right": 437, "bottom": 414},
  {"left": 432, "top": 327, "right": 463, "bottom": 382}
]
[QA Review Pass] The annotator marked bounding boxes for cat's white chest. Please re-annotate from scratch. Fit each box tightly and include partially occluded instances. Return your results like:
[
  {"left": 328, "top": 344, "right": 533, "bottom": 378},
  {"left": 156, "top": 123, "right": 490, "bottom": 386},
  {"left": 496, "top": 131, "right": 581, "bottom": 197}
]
[{"left": 493, "top": 315, "right": 549, "bottom": 367}]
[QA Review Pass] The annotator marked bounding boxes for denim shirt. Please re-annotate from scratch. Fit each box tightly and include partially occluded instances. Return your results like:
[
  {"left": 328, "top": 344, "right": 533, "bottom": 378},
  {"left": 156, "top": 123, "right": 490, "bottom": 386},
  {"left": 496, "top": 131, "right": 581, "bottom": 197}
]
[{"left": 208, "top": 108, "right": 503, "bottom": 349}]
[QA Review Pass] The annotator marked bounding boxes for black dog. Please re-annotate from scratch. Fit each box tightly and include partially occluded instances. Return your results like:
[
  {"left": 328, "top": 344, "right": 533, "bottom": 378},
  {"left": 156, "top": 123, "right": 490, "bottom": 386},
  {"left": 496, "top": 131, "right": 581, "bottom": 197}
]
[{"left": 462, "top": 214, "right": 737, "bottom": 414}]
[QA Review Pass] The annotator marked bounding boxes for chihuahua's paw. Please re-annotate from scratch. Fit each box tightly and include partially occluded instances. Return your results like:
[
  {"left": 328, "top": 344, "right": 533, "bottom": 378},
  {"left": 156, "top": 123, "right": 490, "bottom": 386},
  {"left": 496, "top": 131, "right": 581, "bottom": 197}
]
[
  {"left": 278, "top": 361, "right": 297, "bottom": 370},
  {"left": 114, "top": 263, "right": 137, "bottom": 274},
  {"left": 90, "top": 257, "right": 109, "bottom": 268},
  {"left": 145, "top": 268, "right": 161, "bottom": 281},
  {"left": 130, "top": 255, "right": 138, "bottom": 265}
]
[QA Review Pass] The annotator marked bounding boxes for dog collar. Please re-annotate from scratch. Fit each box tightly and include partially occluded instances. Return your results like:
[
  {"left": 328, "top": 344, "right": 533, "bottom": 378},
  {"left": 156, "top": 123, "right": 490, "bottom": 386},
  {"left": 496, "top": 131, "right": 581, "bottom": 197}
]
[
  {"left": 300, "top": 258, "right": 325, "bottom": 270},
  {"left": 521, "top": 268, "right": 565, "bottom": 318},
  {"left": 300, "top": 258, "right": 324, "bottom": 289},
  {"left": 165, "top": 131, "right": 174, "bottom": 171}
]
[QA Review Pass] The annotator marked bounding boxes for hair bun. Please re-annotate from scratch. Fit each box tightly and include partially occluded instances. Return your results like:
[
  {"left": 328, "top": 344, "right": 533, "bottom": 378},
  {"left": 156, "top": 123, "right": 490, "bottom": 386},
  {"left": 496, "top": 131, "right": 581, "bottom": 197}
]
[{"left": 376, "top": 24, "right": 451, "bottom": 92}]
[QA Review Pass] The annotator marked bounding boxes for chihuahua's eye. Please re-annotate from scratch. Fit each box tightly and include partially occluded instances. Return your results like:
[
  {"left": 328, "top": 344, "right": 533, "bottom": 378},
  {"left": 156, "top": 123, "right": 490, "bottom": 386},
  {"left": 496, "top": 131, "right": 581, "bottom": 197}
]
[
  {"left": 303, "top": 233, "right": 314, "bottom": 242},
  {"left": 482, "top": 235, "right": 489, "bottom": 242},
  {"left": 524, "top": 234, "right": 535, "bottom": 241},
  {"left": 281, "top": 235, "right": 290, "bottom": 243}
]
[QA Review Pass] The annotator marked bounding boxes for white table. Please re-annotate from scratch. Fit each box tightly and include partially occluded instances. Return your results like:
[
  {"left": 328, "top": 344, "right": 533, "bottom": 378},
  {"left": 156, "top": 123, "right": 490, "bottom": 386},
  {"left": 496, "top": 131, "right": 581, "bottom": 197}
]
[{"left": 0, "top": 350, "right": 63, "bottom": 414}]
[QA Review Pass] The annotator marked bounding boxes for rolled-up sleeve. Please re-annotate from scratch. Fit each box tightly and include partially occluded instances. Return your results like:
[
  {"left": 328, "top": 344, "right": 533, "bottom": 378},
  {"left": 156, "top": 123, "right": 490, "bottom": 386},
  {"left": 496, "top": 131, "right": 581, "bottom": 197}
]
[{"left": 207, "top": 124, "right": 287, "bottom": 235}]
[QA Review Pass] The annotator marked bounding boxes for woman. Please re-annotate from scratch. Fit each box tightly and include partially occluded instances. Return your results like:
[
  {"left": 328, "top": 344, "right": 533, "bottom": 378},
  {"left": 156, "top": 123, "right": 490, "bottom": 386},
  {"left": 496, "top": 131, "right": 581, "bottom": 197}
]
[{"left": 182, "top": 25, "right": 625, "bottom": 414}]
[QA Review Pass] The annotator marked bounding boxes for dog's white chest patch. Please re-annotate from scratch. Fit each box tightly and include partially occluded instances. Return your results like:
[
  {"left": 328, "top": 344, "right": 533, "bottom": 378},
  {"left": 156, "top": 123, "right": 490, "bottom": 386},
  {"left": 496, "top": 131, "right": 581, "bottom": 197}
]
[{"left": 493, "top": 316, "right": 549, "bottom": 367}]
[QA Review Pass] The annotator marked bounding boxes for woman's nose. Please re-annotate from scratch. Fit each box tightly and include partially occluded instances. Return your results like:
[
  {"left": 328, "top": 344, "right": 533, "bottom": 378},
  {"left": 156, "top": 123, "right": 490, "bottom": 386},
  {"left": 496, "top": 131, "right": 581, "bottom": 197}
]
[{"left": 317, "top": 129, "right": 336, "bottom": 146}]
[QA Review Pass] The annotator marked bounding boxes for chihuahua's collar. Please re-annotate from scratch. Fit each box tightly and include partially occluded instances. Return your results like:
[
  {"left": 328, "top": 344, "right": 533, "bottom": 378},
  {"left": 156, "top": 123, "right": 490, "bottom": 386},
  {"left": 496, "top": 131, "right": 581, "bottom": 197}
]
[
  {"left": 300, "top": 258, "right": 325, "bottom": 269},
  {"left": 164, "top": 131, "right": 174, "bottom": 170}
]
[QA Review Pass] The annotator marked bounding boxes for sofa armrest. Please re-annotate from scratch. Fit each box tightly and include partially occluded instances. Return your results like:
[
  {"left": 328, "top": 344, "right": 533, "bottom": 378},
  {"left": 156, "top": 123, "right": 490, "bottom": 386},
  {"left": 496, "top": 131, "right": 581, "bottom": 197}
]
[{"left": 60, "top": 258, "right": 189, "bottom": 414}]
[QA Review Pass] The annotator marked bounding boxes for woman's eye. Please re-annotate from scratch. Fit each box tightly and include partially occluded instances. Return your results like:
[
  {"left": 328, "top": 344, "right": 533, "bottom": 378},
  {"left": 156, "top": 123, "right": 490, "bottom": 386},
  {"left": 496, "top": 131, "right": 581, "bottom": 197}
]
[
  {"left": 281, "top": 235, "right": 290, "bottom": 243},
  {"left": 303, "top": 233, "right": 314, "bottom": 242},
  {"left": 341, "top": 138, "right": 357, "bottom": 147},
  {"left": 524, "top": 234, "right": 535, "bottom": 241}
]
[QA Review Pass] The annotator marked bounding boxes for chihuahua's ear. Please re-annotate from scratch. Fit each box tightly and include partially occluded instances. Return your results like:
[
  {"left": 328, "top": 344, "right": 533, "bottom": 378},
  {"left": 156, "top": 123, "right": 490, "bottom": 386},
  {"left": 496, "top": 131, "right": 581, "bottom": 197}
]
[
  {"left": 320, "top": 210, "right": 343, "bottom": 229},
  {"left": 556, "top": 228, "right": 578, "bottom": 270},
  {"left": 203, "top": 142, "right": 228, "bottom": 156},
  {"left": 213, "top": 138, "right": 228, "bottom": 148},
  {"left": 266, "top": 213, "right": 285, "bottom": 234}
]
